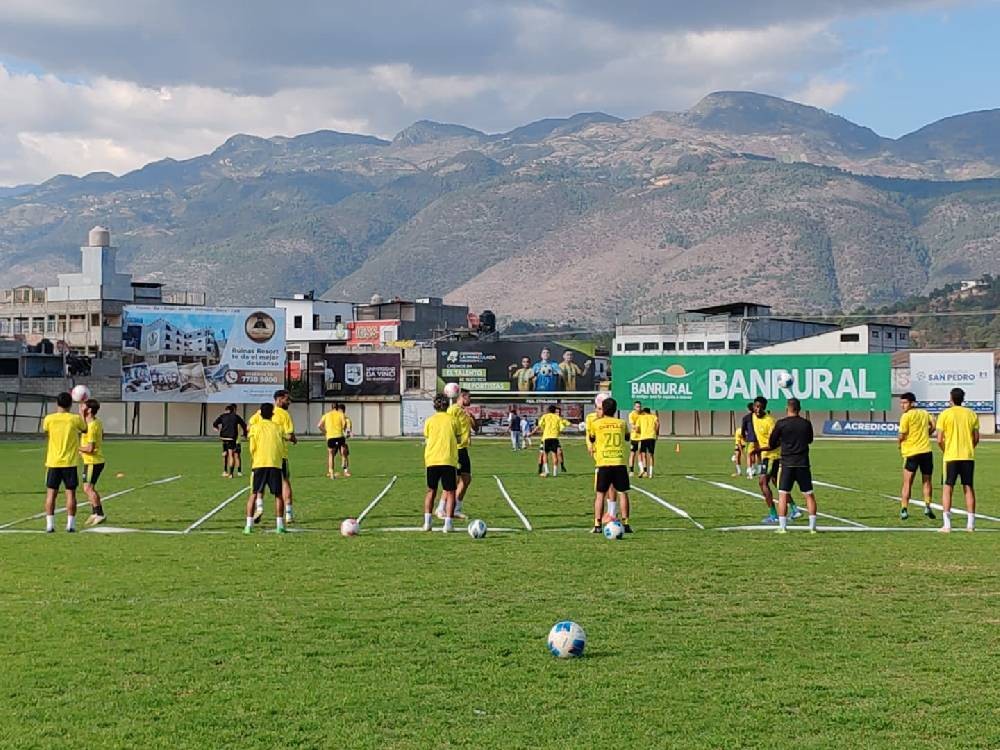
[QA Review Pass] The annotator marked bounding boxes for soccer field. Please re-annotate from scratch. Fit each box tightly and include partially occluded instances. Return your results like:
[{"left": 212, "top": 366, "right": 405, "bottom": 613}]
[{"left": 1, "top": 436, "right": 998, "bottom": 749}]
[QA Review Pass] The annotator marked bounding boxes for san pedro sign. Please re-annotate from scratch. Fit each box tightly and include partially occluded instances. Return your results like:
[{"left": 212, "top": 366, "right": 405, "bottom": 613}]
[{"left": 612, "top": 354, "right": 891, "bottom": 411}]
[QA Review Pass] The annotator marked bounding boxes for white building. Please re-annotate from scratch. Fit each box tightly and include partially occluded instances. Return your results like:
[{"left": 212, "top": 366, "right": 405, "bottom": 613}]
[{"left": 752, "top": 323, "right": 910, "bottom": 355}]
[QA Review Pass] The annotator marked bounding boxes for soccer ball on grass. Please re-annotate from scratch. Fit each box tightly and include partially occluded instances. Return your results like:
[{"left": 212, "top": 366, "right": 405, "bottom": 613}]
[
  {"left": 547, "top": 620, "right": 587, "bottom": 658},
  {"left": 467, "top": 519, "right": 488, "bottom": 538},
  {"left": 603, "top": 521, "right": 624, "bottom": 540},
  {"left": 340, "top": 518, "right": 360, "bottom": 536}
]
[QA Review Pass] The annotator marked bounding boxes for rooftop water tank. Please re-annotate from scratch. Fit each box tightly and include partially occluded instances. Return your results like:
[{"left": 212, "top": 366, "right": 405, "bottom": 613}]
[{"left": 88, "top": 226, "right": 111, "bottom": 247}]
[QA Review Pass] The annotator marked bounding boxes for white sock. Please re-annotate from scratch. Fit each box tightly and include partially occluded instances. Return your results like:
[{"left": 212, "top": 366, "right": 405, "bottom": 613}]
[
  {"left": 735, "top": 466, "right": 742, "bottom": 475},
  {"left": 778, "top": 515, "right": 787, "bottom": 530},
  {"left": 638, "top": 461, "right": 645, "bottom": 473},
  {"left": 648, "top": 467, "right": 654, "bottom": 478},
  {"left": 967, "top": 514, "right": 975, "bottom": 530},
  {"left": 809, "top": 514, "right": 817, "bottom": 531},
  {"left": 46, "top": 515, "right": 55, "bottom": 532},
  {"left": 423, "top": 512, "right": 433, "bottom": 527},
  {"left": 943, "top": 511, "right": 952, "bottom": 530},
  {"left": 455, "top": 501, "right": 463, "bottom": 514},
  {"left": 284, "top": 502, "right": 293, "bottom": 517},
  {"left": 276, "top": 516, "right": 285, "bottom": 530},
  {"left": 607, "top": 500, "right": 618, "bottom": 518},
  {"left": 255, "top": 497, "right": 264, "bottom": 512},
  {"left": 66, "top": 515, "right": 75, "bottom": 531},
  {"left": 444, "top": 517, "right": 454, "bottom": 532},
  {"left": 245, "top": 516, "right": 253, "bottom": 530},
  {"left": 553, "top": 465, "right": 558, "bottom": 477}
]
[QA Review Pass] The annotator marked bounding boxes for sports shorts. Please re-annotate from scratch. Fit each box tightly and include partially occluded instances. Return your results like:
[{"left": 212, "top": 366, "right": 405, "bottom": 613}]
[
  {"left": 903, "top": 452, "right": 933, "bottom": 477},
  {"left": 777, "top": 465, "right": 813, "bottom": 494},
  {"left": 596, "top": 465, "right": 631, "bottom": 493},
  {"left": 45, "top": 467, "right": 79, "bottom": 491},
  {"left": 543, "top": 439, "right": 561, "bottom": 454},
  {"left": 457, "top": 447, "right": 471, "bottom": 475},
  {"left": 82, "top": 463, "right": 105, "bottom": 487},
  {"left": 222, "top": 439, "right": 238, "bottom": 453},
  {"left": 426, "top": 465, "right": 458, "bottom": 492},
  {"left": 944, "top": 460, "right": 974, "bottom": 488},
  {"left": 252, "top": 467, "right": 283, "bottom": 497},
  {"left": 760, "top": 457, "right": 780, "bottom": 481},
  {"left": 640, "top": 439, "right": 656, "bottom": 455},
  {"left": 630, "top": 440, "right": 639, "bottom": 453},
  {"left": 326, "top": 437, "right": 346, "bottom": 450}
]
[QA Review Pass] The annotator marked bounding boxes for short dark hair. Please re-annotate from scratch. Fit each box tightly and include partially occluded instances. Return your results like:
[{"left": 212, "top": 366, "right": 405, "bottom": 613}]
[
  {"left": 260, "top": 403, "right": 275, "bottom": 419},
  {"left": 642, "top": 407, "right": 651, "bottom": 414},
  {"left": 900, "top": 392, "right": 916, "bottom": 403},
  {"left": 85, "top": 398, "right": 101, "bottom": 415},
  {"left": 602, "top": 397, "right": 618, "bottom": 416},
  {"left": 336, "top": 402, "right": 346, "bottom": 411},
  {"left": 547, "top": 405, "right": 557, "bottom": 413},
  {"left": 633, "top": 401, "right": 642, "bottom": 408},
  {"left": 951, "top": 387, "right": 965, "bottom": 405},
  {"left": 433, "top": 394, "right": 450, "bottom": 411},
  {"left": 56, "top": 392, "right": 72, "bottom": 409},
  {"left": 273, "top": 389, "right": 289, "bottom": 400},
  {"left": 747, "top": 403, "right": 754, "bottom": 412},
  {"left": 226, "top": 403, "right": 237, "bottom": 412},
  {"left": 787, "top": 398, "right": 802, "bottom": 414},
  {"left": 754, "top": 396, "right": 767, "bottom": 409}
]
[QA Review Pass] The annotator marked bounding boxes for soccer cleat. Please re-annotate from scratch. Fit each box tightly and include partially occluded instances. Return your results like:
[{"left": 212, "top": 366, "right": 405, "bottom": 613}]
[
  {"left": 924, "top": 507, "right": 936, "bottom": 520},
  {"left": 45, "top": 528, "right": 55, "bottom": 534},
  {"left": 86, "top": 514, "right": 106, "bottom": 527},
  {"left": 434, "top": 509, "right": 446, "bottom": 520},
  {"left": 809, "top": 529, "right": 818, "bottom": 535},
  {"left": 284, "top": 514, "right": 293, "bottom": 525},
  {"left": 761, "top": 515, "right": 779, "bottom": 525},
  {"left": 790, "top": 506, "right": 803, "bottom": 521},
  {"left": 965, "top": 527, "right": 975, "bottom": 533},
  {"left": 236, "top": 471, "right": 243, "bottom": 477},
  {"left": 452, "top": 511, "right": 467, "bottom": 520},
  {"left": 775, "top": 528, "right": 787, "bottom": 534},
  {"left": 243, "top": 527, "right": 252, "bottom": 535},
  {"left": 900, "top": 507, "right": 909, "bottom": 521},
  {"left": 591, "top": 525, "right": 602, "bottom": 534},
  {"left": 276, "top": 527, "right": 288, "bottom": 534},
  {"left": 937, "top": 527, "right": 951, "bottom": 534},
  {"left": 622, "top": 524, "right": 633, "bottom": 534},
  {"left": 66, "top": 527, "right": 75, "bottom": 533},
  {"left": 221, "top": 472, "right": 229, "bottom": 477},
  {"left": 421, "top": 522, "right": 432, "bottom": 532},
  {"left": 327, "top": 471, "right": 335, "bottom": 480},
  {"left": 343, "top": 470, "right": 351, "bottom": 478}
]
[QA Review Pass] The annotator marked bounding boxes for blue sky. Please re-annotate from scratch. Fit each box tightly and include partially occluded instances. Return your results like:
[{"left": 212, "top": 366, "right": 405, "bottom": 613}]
[{"left": 0, "top": 0, "right": 996, "bottom": 184}]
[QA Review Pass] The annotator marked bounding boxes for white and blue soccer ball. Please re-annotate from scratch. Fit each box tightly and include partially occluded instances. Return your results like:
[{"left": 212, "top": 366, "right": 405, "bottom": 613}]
[
  {"left": 547, "top": 620, "right": 586, "bottom": 658},
  {"left": 603, "top": 520, "right": 624, "bottom": 540},
  {"left": 776, "top": 370, "right": 794, "bottom": 389},
  {"left": 468, "top": 519, "right": 487, "bottom": 539}
]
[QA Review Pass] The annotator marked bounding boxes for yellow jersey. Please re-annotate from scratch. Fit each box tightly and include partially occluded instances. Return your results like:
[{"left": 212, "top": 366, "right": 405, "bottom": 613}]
[
  {"left": 587, "top": 416, "right": 629, "bottom": 467},
  {"left": 752, "top": 413, "right": 779, "bottom": 459},
  {"left": 424, "top": 411, "right": 459, "bottom": 467},
  {"left": 250, "top": 406, "right": 294, "bottom": 457},
  {"left": 538, "top": 413, "right": 565, "bottom": 441},
  {"left": 43, "top": 411, "right": 87, "bottom": 468},
  {"left": 628, "top": 409, "right": 641, "bottom": 435},
  {"left": 81, "top": 418, "right": 105, "bottom": 465},
  {"left": 898, "top": 408, "right": 933, "bottom": 458},
  {"left": 937, "top": 405, "right": 979, "bottom": 462},
  {"left": 637, "top": 413, "right": 659, "bottom": 441},
  {"left": 447, "top": 403, "right": 472, "bottom": 449},
  {"left": 344, "top": 416, "right": 353, "bottom": 436},
  {"left": 320, "top": 409, "right": 347, "bottom": 439},
  {"left": 558, "top": 361, "right": 584, "bottom": 391},
  {"left": 734, "top": 428, "right": 744, "bottom": 447},
  {"left": 248, "top": 419, "right": 286, "bottom": 469}
]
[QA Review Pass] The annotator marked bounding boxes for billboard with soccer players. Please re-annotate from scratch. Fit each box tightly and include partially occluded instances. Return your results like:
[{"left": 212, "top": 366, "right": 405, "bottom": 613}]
[
  {"left": 612, "top": 354, "right": 892, "bottom": 411},
  {"left": 121, "top": 306, "right": 286, "bottom": 402},
  {"left": 437, "top": 340, "right": 607, "bottom": 393}
]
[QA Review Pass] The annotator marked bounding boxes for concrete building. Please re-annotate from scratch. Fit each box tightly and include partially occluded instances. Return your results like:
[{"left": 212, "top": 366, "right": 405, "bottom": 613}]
[
  {"left": 352, "top": 295, "right": 470, "bottom": 342},
  {"left": 752, "top": 323, "right": 910, "bottom": 355},
  {"left": 275, "top": 293, "right": 353, "bottom": 378},
  {"left": 0, "top": 226, "right": 205, "bottom": 355}
]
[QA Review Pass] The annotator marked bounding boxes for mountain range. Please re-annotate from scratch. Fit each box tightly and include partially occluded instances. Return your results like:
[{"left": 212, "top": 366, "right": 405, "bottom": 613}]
[{"left": 3, "top": 91, "right": 1000, "bottom": 324}]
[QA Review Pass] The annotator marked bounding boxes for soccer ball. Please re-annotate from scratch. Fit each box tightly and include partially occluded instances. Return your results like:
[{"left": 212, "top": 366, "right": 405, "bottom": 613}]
[
  {"left": 594, "top": 392, "right": 609, "bottom": 408},
  {"left": 776, "top": 371, "right": 794, "bottom": 389},
  {"left": 603, "top": 520, "right": 624, "bottom": 540},
  {"left": 547, "top": 620, "right": 587, "bottom": 658},
  {"left": 578, "top": 421, "right": 588, "bottom": 433},
  {"left": 467, "top": 519, "right": 487, "bottom": 538},
  {"left": 340, "top": 518, "right": 360, "bottom": 537},
  {"left": 443, "top": 382, "right": 461, "bottom": 399},
  {"left": 71, "top": 384, "right": 91, "bottom": 403}
]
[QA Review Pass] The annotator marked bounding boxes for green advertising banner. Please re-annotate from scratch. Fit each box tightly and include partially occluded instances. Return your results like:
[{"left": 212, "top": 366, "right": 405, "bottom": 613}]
[{"left": 611, "top": 354, "right": 892, "bottom": 411}]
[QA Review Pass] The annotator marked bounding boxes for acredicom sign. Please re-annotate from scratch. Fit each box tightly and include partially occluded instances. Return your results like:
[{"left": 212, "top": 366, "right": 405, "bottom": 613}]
[{"left": 611, "top": 354, "right": 891, "bottom": 411}]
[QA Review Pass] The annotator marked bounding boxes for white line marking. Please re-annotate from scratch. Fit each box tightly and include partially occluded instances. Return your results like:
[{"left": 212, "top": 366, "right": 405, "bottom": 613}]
[
  {"left": 685, "top": 475, "right": 868, "bottom": 528},
  {"left": 184, "top": 486, "right": 249, "bottom": 534},
  {"left": 878, "top": 493, "right": 1000, "bottom": 523},
  {"left": 813, "top": 480, "right": 861, "bottom": 493},
  {"left": 357, "top": 476, "right": 397, "bottom": 522},
  {"left": 716, "top": 524, "right": 1000, "bottom": 533},
  {"left": 0, "top": 474, "right": 183, "bottom": 530},
  {"left": 375, "top": 526, "right": 519, "bottom": 533},
  {"left": 631, "top": 485, "right": 704, "bottom": 529},
  {"left": 494, "top": 475, "right": 532, "bottom": 531}
]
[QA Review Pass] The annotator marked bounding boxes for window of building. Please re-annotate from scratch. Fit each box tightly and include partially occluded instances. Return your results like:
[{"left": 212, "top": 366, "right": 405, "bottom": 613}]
[
  {"left": 899, "top": 330, "right": 907, "bottom": 340},
  {"left": 405, "top": 368, "right": 421, "bottom": 390},
  {"left": 616, "top": 343, "right": 622, "bottom": 352},
  {"left": 687, "top": 341, "right": 705, "bottom": 350},
  {"left": 871, "top": 329, "right": 880, "bottom": 338},
  {"left": 46, "top": 316, "right": 56, "bottom": 333},
  {"left": 642, "top": 342, "right": 660, "bottom": 351},
  {"left": 293, "top": 315, "right": 303, "bottom": 329},
  {"left": 31, "top": 318, "right": 44, "bottom": 334},
  {"left": 886, "top": 330, "right": 894, "bottom": 339},
  {"left": 708, "top": 341, "right": 725, "bottom": 351},
  {"left": 729, "top": 341, "right": 740, "bottom": 350},
  {"left": 623, "top": 342, "right": 640, "bottom": 352},
  {"left": 287, "top": 350, "right": 300, "bottom": 361},
  {"left": 840, "top": 333, "right": 860, "bottom": 343},
  {"left": 677, "top": 342, "right": 685, "bottom": 350},
  {"left": 90, "top": 313, "right": 100, "bottom": 327},
  {"left": 312, "top": 315, "right": 320, "bottom": 330},
  {"left": 664, "top": 342, "right": 676, "bottom": 351},
  {"left": 334, "top": 315, "right": 343, "bottom": 324}
]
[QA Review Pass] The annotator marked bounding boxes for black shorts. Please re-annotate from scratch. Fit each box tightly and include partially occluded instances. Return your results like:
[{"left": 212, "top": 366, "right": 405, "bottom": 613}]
[
  {"left": 640, "top": 439, "right": 656, "bottom": 455},
  {"left": 426, "top": 465, "right": 458, "bottom": 492},
  {"left": 281, "top": 459, "right": 290, "bottom": 480},
  {"left": 252, "top": 467, "right": 284, "bottom": 497},
  {"left": 760, "top": 458, "right": 780, "bottom": 481},
  {"left": 630, "top": 440, "right": 639, "bottom": 453},
  {"left": 543, "top": 439, "right": 561, "bottom": 454},
  {"left": 903, "top": 452, "right": 934, "bottom": 477},
  {"left": 46, "top": 467, "right": 79, "bottom": 491},
  {"left": 944, "top": 460, "right": 974, "bottom": 488},
  {"left": 82, "top": 463, "right": 105, "bottom": 486},
  {"left": 327, "top": 437, "right": 346, "bottom": 450},
  {"left": 457, "top": 448, "right": 471, "bottom": 475},
  {"left": 596, "top": 465, "right": 631, "bottom": 493},
  {"left": 222, "top": 439, "right": 238, "bottom": 453},
  {"left": 778, "top": 465, "right": 813, "bottom": 494}
]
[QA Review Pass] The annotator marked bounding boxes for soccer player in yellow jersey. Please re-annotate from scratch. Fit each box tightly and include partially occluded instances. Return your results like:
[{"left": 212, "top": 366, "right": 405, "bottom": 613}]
[
  {"left": 533, "top": 405, "right": 566, "bottom": 477},
  {"left": 587, "top": 397, "right": 632, "bottom": 534},
  {"left": 245, "top": 403, "right": 288, "bottom": 534},
  {"left": 731, "top": 427, "right": 745, "bottom": 477},
  {"left": 249, "top": 390, "right": 297, "bottom": 524},
  {"left": 423, "top": 393, "right": 462, "bottom": 532},
  {"left": 78, "top": 399, "right": 107, "bottom": 527},
  {"left": 42, "top": 392, "right": 87, "bottom": 533},
  {"left": 636, "top": 408, "right": 659, "bottom": 478},
  {"left": 897, "top": 392, "right": 936, "bottom": 521},
  {"left": 317, "top": 402, "right": 348, "bottom": 479},
  {"left": 750, "top": 397, "right": 801, "bottom": 525},
  {"left": 936, "top": 387, "right": 980, "bottom": 533},
  {"left": 555, "top": 406, "right": 571, "bottom": 472},
  {"left": 628, "top": 401, "right": 642, "bottom": 475},
  {"left": 438, "top": 389, "right": 473, "bottom": 520},
  {"left": 587, "top": 393, "right": 618, "bottom": 518},
  {"left": 339, "top": 403, "right": 353, "bottom": 476}
]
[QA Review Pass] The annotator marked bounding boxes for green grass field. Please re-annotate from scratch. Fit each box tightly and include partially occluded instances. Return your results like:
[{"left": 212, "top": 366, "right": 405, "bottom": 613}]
[{"left": 1, "top": 436, "right": 998, "bottom": 749}]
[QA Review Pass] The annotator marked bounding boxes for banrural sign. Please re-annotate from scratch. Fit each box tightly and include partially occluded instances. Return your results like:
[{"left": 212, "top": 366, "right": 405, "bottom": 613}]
[{"left": 612, "top": 354, "right": 891, "bottom": 411}]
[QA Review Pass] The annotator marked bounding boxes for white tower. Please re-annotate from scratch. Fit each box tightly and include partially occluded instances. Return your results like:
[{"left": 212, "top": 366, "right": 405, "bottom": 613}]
[{"left": 47, "top": 226, "right": 134, "bottom": 301}]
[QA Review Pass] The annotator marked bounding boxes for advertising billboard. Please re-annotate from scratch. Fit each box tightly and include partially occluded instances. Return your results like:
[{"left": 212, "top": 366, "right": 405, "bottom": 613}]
[
  {"left": 611, "top": 354, "right": 891, "bottom": 411},
  {"left": 311, "top": 352, "right": 400, "bottom": 398},
  {"left": 437, "top": 341, "right": 607, "bottom": 393},
  {"left": 909, "top": 353, "right": 995, "bottom": 413},
  {"left": 121, "top": 306, "right": 286, "bottom": 402}
]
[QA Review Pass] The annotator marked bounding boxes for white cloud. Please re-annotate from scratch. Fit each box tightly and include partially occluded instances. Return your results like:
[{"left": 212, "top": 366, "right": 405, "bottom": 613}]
[{"left": 793, "top": 77, "right": 855, "bottom": 109}]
